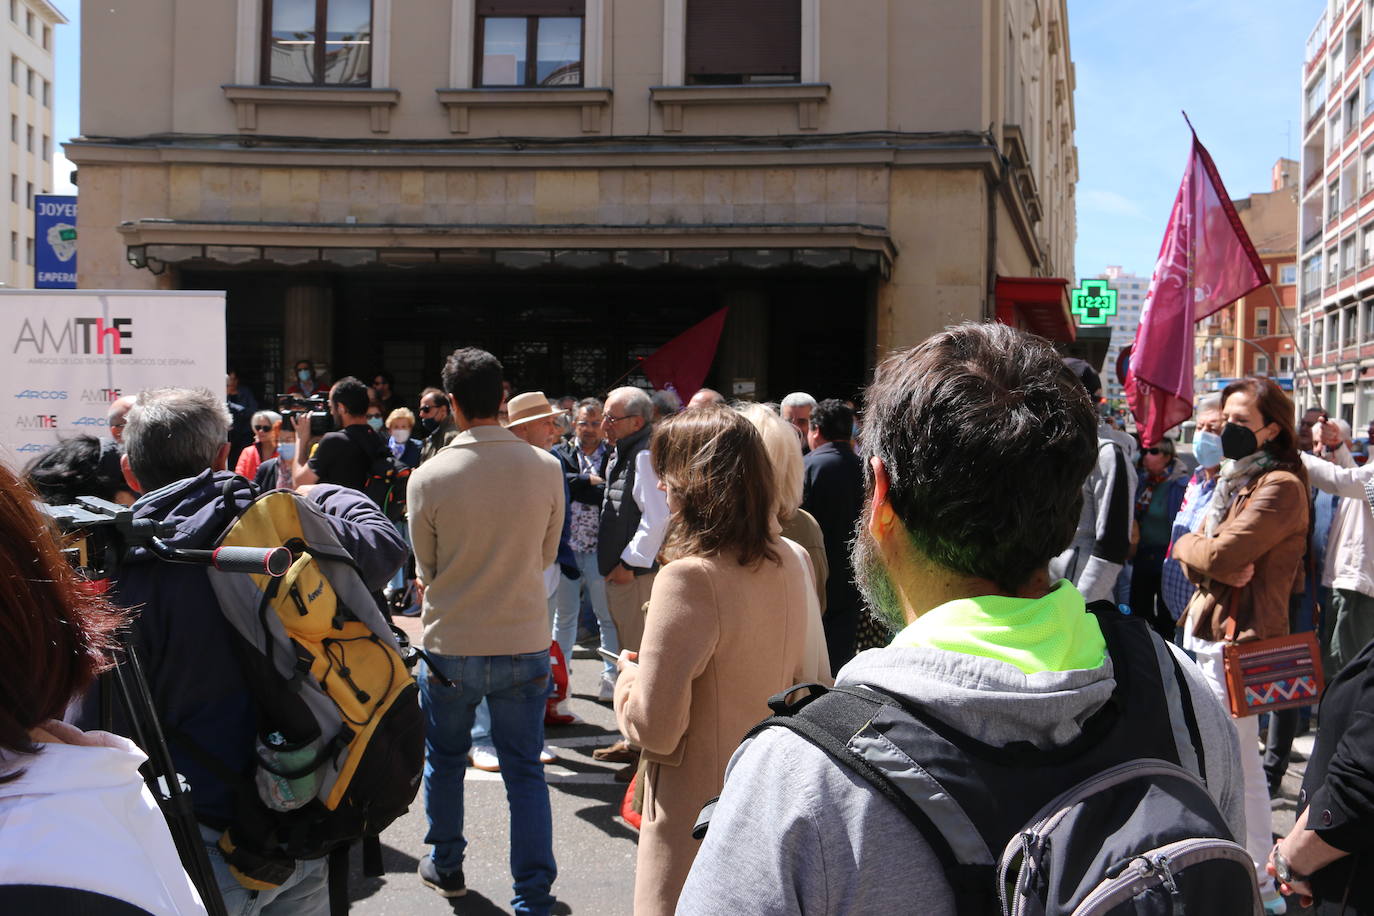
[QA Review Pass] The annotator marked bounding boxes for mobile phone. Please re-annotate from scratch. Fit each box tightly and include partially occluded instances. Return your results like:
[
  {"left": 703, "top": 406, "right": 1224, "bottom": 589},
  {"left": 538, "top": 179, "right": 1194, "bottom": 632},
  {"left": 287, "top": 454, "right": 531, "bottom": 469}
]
[{"left": 598, "top": 648, "right": 635, "bottom": 666}]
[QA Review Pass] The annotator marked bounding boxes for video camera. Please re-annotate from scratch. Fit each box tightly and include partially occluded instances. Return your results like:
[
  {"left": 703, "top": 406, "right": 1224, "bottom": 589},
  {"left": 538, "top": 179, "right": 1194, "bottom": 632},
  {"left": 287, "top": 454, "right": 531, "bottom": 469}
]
[{"left": 277, "top": 393, "right": 332, "bottom": 438}]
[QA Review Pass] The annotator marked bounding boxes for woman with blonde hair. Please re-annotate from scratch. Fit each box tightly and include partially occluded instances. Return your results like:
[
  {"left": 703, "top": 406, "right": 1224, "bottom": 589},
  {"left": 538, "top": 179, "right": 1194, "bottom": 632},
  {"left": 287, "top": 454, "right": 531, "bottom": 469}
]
[
  {"left": 614, "top": 406, "right": 811, "bottom": 916},
  {"left": 738, "top": 401, "right": 832, "bottom": 684}
]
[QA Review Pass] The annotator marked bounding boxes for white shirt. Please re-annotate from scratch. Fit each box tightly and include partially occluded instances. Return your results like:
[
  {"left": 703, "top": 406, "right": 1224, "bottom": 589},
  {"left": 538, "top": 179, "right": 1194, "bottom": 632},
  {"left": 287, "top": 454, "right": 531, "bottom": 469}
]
[{"left": 621, "top": 450, "right": 670, "bottom": 569}]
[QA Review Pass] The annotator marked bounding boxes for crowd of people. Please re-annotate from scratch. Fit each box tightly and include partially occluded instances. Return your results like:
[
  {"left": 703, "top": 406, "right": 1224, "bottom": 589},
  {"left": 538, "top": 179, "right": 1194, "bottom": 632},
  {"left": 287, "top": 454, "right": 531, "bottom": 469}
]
[{"left": 5, "top": 327, "right": 1374, "bottom": 915}]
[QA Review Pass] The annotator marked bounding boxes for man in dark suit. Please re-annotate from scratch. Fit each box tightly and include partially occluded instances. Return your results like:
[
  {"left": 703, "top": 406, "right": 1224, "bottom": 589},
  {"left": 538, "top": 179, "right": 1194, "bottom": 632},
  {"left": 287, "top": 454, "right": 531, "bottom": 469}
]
[{"left": 802, "top": 398, "right": 865, "bottom": 673}]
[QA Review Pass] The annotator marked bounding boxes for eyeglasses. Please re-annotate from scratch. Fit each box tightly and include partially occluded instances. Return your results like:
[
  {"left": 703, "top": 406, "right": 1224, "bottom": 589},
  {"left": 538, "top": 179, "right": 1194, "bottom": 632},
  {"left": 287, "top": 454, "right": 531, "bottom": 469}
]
[
  {"left": 366, "top": 414, "right": 383, "bottom": 420},
  {"left": 602, "top": 414, "right": 633, "bottom": 424},
  {"left": 109, "top": 420, "right": 126, "bottom": 429},
  {"left": 253, "top": 424, "right": 274, "bottom": 432}
]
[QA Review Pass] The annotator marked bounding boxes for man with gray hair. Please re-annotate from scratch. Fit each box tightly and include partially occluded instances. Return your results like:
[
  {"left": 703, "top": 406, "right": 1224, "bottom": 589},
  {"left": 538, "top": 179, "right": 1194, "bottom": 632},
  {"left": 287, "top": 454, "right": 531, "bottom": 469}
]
[
  {"left": 593, "top": 386, "right": 670, "bottom": 769},
  {"left": 780, "top": 391, "right": 817, "bottom": 452},
  {"left": 106, "top": 394, "right": 136, "bottom": 445},
  {"left": 83, "top": 386, "right": 406, "bottom": 916},
  {"left": 598, "top": 386, "right": 669, "bottom": 654}
]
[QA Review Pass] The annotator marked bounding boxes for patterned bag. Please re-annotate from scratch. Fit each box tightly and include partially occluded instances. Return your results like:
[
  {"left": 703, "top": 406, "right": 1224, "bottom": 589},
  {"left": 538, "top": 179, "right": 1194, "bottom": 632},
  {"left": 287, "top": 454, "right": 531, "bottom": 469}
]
[{"left": 1220, "top": 616, "right": 1324, "bottom": 718}]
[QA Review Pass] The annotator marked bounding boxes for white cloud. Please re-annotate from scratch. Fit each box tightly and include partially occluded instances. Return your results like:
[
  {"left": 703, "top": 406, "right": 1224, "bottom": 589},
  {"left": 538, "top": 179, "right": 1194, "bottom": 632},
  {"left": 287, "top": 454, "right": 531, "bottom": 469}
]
[{"left": 1079, "top": 188, "right": 1143, "bottom": 218}]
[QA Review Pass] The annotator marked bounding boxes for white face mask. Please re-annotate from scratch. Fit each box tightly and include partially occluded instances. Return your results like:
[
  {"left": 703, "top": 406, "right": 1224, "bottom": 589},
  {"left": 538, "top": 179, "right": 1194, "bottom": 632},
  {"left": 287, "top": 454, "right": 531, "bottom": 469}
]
[
  {"left": 278, "top": 441, "right": 296, "bottom": 462},
  {"left": 391, "top": 428, "right": 410, "bottom": 444}
]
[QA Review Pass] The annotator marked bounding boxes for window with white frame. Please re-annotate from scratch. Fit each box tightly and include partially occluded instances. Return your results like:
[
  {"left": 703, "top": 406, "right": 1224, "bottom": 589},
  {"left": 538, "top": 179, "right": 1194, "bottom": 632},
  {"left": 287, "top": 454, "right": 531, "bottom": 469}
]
[
  {"left": 1279, "top": 354, "right": 1295, "bottom": 375},
  {"left": 1308, "top": 73, "right": 1327, "bottom": 121},
  {"left": 1256, "top": 306, "right": 1272, "bottom": 337},
  {"left": 1347, "top": 92, "right": 1361, "bottom": 136},
  {"left": 1281, "top": 263, "right": 1298, "bottom": 285},
  {"left": 1329, "top": 246, "right": 1341, "bottom": 284},
  {"left": 1255, "top": 354, "right": 1270, "bottom": 375},
  {"left": 1343, "top": 235, "right": 1358, "bottom": 273},
  {"left": 476, "top": 1, "right": 584, "bottom": 87},
  {"left": 262, "top": 0, "right": 372, "bottom": 86}
]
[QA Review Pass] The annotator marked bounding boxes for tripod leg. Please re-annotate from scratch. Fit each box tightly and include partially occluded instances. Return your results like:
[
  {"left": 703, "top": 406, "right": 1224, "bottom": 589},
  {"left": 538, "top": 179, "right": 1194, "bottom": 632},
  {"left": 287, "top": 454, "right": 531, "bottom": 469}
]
[{"left": 113, "top": 644, "right": 232, "bottom": 916}]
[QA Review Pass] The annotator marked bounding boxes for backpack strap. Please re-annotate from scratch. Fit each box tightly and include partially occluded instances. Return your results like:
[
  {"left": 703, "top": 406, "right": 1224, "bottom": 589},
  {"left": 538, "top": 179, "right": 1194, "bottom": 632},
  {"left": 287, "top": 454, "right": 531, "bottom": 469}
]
[
  {"left": 1086, "top": 601, "right": 1207, "bottom": 782},
  {"left": 739, "top": 684, "right": 998, "bottom": 913}
]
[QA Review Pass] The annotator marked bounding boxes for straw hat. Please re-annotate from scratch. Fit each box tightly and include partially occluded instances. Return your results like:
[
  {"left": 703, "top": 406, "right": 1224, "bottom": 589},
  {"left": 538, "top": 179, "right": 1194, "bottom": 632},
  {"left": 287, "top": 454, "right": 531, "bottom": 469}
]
[{"left": 504, "top": 390, "right": 563, "bottom": 428}]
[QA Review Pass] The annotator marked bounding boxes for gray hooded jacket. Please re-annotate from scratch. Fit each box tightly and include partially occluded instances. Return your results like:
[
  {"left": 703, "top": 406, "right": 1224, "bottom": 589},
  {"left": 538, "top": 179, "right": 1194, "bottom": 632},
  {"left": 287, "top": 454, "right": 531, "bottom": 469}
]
[{"left": 677, "top": 639, "right": 1243, "bottom": 915}]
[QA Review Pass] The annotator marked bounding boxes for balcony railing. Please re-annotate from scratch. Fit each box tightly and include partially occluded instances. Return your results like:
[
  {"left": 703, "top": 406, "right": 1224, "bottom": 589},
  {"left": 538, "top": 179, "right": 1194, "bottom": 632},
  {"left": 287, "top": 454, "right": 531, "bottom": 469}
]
[
  {"left": 1304, "top": 228, "right": 1324, "bottom": 251},
  {"left": 1308, "top": 11, "right": 1328, "bottom": 64}
]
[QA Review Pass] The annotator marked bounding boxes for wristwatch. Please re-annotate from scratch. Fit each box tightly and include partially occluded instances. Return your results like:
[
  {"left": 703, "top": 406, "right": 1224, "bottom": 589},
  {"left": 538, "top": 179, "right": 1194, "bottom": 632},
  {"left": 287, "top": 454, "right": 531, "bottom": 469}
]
[{"left": 1272, "top": 845, "right": 1308, "bottom": 886}]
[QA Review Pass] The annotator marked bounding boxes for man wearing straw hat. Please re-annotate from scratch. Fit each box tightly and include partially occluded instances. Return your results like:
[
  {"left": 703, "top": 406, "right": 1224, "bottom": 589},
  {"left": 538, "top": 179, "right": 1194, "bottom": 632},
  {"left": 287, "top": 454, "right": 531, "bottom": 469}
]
[{"left": 506, "top": 390, "right": 584, "bottom": 727}]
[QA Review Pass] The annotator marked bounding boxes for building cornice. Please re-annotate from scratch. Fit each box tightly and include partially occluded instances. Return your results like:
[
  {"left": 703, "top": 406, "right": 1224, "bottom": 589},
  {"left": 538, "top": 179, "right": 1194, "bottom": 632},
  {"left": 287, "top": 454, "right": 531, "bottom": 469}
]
[{"left": 65, "top": 131, "right": 1004, "bottom": 172}]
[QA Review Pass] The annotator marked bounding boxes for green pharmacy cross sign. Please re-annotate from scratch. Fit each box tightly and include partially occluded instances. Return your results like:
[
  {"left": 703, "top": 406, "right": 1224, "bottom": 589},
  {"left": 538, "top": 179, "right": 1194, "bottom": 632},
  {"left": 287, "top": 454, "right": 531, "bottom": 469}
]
[{"left": 1071, "top": 280, "right": 1118, "bottom": 326}]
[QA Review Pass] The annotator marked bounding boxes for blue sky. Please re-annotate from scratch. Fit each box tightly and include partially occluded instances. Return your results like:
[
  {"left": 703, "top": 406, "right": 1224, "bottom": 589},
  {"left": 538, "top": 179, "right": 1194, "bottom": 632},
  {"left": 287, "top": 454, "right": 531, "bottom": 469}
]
[
  {"left": 45, "top": 1, "right": 1325, "bottom": 249},
  {"left": 50, "top": 0, "right": 75, "bottom": 193},
  {"left": 1069, "top": 0, "right": 1324, "bottom": 280}
]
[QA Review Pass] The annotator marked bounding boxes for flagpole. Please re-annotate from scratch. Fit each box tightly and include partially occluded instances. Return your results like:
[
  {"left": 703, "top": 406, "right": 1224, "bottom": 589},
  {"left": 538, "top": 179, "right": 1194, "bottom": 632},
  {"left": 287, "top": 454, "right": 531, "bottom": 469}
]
[
  {"left": 600, "top": 358, "right": 644, "bottom": 398},
  {"left": 1267, "top": 283, "right": 1321, "bottom": 409}
]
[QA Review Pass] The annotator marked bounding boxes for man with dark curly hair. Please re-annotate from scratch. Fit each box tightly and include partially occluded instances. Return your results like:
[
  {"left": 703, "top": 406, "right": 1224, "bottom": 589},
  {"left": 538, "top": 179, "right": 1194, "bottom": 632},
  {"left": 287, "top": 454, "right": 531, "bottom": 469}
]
[{"left": 679, "top": 323, "right": 1246, "bottom": 916}]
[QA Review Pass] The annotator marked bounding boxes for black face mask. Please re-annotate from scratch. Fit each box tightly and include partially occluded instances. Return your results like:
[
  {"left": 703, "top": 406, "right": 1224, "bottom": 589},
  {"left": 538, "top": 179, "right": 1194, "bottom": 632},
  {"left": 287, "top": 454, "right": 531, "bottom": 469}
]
[
  {"left": 415, "top": 416, "right": 439, "bottom": 439},
  {"left": 1220, "top": 422, "right": 1259, "bottom": 461}
]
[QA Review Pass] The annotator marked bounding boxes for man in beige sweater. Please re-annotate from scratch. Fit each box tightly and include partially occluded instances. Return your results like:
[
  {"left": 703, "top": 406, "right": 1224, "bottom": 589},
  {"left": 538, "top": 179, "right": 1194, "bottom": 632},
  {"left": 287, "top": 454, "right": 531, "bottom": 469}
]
[{"left": 407, "top": 347, "right": 564, "bottom": 914}]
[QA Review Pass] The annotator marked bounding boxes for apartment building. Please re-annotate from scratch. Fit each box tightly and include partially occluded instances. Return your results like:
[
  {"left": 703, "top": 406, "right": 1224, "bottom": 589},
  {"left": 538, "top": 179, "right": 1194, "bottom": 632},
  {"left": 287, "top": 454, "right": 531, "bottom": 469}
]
[
  {"left": 3, "top": 0, "right": 61, "bottom": 288},
  {"left": 71, "top": 0, "right": 1078, "bottom": 399},
  {"left": 1298, "top": 1, "right": 1374, "bottom": 424},
  {"left": 1197, "top": 158, "right": 1299, "bottom": 398}
]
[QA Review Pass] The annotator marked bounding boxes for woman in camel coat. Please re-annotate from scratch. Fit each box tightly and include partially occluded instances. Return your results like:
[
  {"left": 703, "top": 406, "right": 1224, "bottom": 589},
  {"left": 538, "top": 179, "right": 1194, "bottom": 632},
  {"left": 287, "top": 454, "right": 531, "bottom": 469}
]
[{"left": 614, "top": 407, "right": 811, "bottom": 916}]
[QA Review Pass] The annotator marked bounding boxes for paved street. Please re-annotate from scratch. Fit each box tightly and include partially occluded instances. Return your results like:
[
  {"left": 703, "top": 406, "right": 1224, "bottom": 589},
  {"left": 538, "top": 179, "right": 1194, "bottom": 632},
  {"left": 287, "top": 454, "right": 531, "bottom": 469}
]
[{"left": 350, "top": 619, "right": 638, "bottom": 915}]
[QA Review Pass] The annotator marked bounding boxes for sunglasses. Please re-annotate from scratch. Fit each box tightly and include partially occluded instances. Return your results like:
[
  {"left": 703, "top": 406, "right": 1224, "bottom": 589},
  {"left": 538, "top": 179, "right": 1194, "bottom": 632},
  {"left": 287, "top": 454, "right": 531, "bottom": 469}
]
[
  {"left": 367, "top": 414, "right": 383, "bottom": 420},
  {"left": 1143, "top": 447, "right": 1168, "bottom": 456},
  {"left": 253, "top": 424, "right": 274, "bottom": 432}
]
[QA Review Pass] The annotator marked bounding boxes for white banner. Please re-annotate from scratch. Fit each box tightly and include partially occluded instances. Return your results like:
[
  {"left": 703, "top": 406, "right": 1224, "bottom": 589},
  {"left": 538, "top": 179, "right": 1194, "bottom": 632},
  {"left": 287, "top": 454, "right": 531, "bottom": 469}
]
[{"left": 0, "top": 290, "right": 226, "bottom": 469}]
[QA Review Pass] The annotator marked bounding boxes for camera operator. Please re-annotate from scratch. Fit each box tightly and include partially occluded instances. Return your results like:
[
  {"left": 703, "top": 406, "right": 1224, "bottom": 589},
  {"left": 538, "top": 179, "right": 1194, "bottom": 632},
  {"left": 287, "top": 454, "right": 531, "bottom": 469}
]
[
  {"left": 291, "top": 376, "right": 383, "bottom": 493},
  {"left": 74, "top": 387, "right": 406, "bottom": 916},
  {"left": 0, "top": 462, "right": 206, "bottom": 915}
]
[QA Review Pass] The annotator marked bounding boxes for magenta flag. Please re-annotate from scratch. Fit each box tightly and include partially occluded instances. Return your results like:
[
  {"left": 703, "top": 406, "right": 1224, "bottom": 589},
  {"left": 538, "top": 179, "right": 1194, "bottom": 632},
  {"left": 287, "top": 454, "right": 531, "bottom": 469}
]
[
  {"left": 1125, "top": 131, "right": 1268, "bottom": 447},
  {"left": 639, "top": 307, "right": 729, "bottom": 404}
]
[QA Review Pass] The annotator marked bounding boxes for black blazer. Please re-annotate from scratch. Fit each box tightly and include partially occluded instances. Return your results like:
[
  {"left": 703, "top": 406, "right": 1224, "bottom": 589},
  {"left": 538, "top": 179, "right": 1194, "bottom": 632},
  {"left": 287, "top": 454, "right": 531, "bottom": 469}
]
[
  {"left": 802, "top": 441, "right": 865, "bottom": 614},
  {"left": 1301, "top": 638, "right": 1374, "bottom": 912},
  {"left": 555, "top": 441, "right": 609, "bottom": 507}
]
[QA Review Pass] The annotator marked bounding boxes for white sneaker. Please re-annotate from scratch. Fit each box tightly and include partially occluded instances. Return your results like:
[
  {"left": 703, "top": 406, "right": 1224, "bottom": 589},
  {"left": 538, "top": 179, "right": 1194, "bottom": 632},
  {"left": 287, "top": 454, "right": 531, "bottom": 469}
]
[
  {"left": 469, "top": 744, "right": 499, "bottom": 772},
  {"left": 598, "top": 672, "right": 617, "bottom": 703},
  {"left": 540, "top": 745, "right": 558, "bottom": 765}
]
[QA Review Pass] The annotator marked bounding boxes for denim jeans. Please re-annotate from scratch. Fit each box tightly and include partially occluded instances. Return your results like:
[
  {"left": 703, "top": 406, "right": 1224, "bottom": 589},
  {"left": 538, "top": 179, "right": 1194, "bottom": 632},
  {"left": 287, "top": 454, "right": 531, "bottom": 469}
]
[
  {"left": 199, "top": 825, "right": 330, "bottom": 916},
  {"left": 553, "top": 550, "right": 618, "bottom": 675},
  {"left": 420, "top": 650, "right": 557, "bottom": 916},
  {"left": 388, "top": 520, "right": 412, "bottom": 598}
]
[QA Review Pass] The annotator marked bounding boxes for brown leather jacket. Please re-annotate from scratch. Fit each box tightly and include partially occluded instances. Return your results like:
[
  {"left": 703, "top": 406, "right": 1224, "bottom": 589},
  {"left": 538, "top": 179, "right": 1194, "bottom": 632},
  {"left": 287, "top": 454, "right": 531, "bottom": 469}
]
[{"left": 1174, "top": 467, "right": 1309, "bottom": 643}]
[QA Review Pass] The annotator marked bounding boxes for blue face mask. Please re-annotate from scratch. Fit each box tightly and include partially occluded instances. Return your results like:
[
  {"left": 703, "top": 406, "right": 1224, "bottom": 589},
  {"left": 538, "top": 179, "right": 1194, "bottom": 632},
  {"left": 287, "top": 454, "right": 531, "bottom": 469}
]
[
  {"left": 367, "top": 416, "right": 384, "bottom": 432},
  {"left": 1193, "top": 430, "right": 1224, "bottom": 469},
  {"left": 297, "top": 368, "right": 312, "bottom": 383},
  {"left": 278, "top": 441, "right": 296, "bottom": 462}
]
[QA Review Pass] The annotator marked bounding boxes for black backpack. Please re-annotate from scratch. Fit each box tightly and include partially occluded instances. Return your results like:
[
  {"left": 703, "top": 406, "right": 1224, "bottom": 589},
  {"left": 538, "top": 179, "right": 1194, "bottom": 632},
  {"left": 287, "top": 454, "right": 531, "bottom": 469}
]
[
  {"left": 700, "top": 604, "right": 1262, "bottom": 915},
  {"left": 363, "top": 438, "right": 411, "bottom": 522}
]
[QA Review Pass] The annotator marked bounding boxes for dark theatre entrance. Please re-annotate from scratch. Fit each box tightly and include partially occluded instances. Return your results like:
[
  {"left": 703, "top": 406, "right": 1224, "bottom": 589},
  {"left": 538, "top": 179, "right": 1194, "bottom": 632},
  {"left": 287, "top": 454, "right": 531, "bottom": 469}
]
[{"left": 189, "top": 267, "right": 874, "bottom": 406}]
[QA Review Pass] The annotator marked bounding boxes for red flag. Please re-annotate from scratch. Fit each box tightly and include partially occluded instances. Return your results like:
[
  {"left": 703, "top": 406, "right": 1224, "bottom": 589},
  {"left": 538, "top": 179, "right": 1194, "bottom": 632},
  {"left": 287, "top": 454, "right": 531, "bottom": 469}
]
[
  {"left": 1126, "top": 128, "right": 1268, "bottom": 447},
  {"left": 639, "top": 308, "right": 729, "bottom": 403}
]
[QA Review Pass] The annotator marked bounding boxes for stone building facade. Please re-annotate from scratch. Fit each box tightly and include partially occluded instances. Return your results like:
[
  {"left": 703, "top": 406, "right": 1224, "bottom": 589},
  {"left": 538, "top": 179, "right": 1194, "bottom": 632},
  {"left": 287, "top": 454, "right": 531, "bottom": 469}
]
[{"left": 71, "top": 0, "right": 1078, "bottom": 400}]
